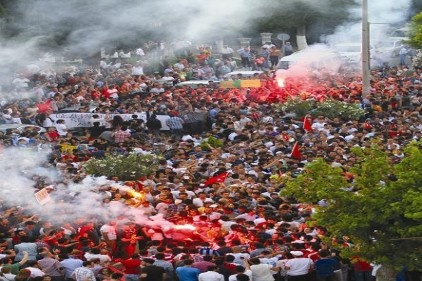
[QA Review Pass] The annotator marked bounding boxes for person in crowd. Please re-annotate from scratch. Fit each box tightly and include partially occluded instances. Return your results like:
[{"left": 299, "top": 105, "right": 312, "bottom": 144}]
[
  {"left": 140, "top": 258, "right": 165, "bottom": 281},
  {"left": 176, "top": 259, "right": 201, "bottom": 281},
  {"left": 71, "top": 261, "right": 96, "bottom": 281},
  {"left": 198, "top": 265, "right": 225, "bottom": 281},
  {"left": 283, "top": 42, "right": 293, "bottom": 56}
]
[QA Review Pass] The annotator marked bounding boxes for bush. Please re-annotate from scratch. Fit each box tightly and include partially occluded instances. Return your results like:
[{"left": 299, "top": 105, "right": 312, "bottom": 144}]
[
  {"left": 309, "top": 100, "right": 365, "bottom": 120},
  {"left": 277, "top": 99, "right": 364, "bottom": 120},
  {"left": 83, "top": 153, "right": 160, "bottom": 181},
  {"left": 278, "top": 99, "right": 315, "bottom": 118},
  {"left": 200, "top": 136, "right": 224, "bottom": 151}
]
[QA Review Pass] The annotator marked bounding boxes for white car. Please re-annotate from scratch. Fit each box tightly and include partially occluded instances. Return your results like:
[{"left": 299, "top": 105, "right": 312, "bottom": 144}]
[
  {"left": 0, "top": 124, "right": 47, "bottom": 134},
  {"left": 276, "top": 47, "right": 341, "bottom": 70},
  {"left": 175, "top": 80, "right": 219, "bottom": 88}
]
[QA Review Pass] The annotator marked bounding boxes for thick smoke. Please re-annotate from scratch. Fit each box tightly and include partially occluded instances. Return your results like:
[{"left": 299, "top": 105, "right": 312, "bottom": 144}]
[
  {"left": 0, "top": 147, "right": 173, "bottom": 227},
  {"left": 324, "top": 0, "right": 412, "bottom": 46}
]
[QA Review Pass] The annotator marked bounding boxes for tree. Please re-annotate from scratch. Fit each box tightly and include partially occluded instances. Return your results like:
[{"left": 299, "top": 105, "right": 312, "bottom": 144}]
[
  {"left": 410, "top": 0, "right": 422, "bottom": 18},
  {"left": 254, "top": 0, "right": 357, "bottom": 50},
  {"left": 84, "top": 153, "right": 161, "bottom": 181},
  {"left": 408, "top": 12, "right": 422, "bottom": 49},
  {"left": 281, "top": 141, "right": 422, "bottom": 277}
]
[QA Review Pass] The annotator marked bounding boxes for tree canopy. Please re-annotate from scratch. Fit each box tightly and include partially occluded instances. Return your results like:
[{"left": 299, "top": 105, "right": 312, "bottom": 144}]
[
  {"left": 252, "top": 0, "right": 358, "bottom": 48},
  {"left": 281, "top": 140, "right": 422, "bottom": 270},
  {"left": 408, "top": 12, "right": 422, "bottom": 49}
]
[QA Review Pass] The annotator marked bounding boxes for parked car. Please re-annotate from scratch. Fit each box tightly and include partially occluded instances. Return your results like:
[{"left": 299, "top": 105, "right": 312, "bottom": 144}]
[
  {"left": 0, "top": 124, "right": 47, "bottom": 134},
  {"left": 277, "top": 48, "right": 341, "bottom": 70},
  {"left": 223, "top": 70, "right": 264, "bottom": 79},
  {"left": 175, "top": 80, "right": 220, "bottom": 89}
]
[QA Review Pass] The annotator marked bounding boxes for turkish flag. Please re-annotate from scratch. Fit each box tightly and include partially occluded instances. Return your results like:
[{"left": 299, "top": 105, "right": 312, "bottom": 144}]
[
  {"left": 36, "top": 100, "right": 51, "bottom": 113},
  {"left": 290, "top": 142, "right": 302, "bottom": 160},
  {"left": 204, "top": 172, "right": 229, "bottom": 186},
  {"left": 303, "top": 116, "right": 312, "bottom": 132}
]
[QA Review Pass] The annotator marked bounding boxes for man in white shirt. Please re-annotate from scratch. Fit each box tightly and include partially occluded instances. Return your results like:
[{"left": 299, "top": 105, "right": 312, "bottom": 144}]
[
  {"left": 25, "top": 261, "right": 45, "bottom": 278},
  {"left": 285, "top": 251, "right": 314, "bottom": 281},
  {"left": 228, "top": 265, "right": 253, "bottom": 281},
  {"left": 222, "top": 45, "right": 234, "bottom": 60},
  {"left": 131, "top": 62, "right": 144, "bottom": 76},
  {"left": 72, "top": 261, "right": 96, "bottom": 281},
  {"left": 83, "top": 248, "right": 111, "bottom": 264},
  {"left": 198, "top": 265, "right": 225, "bottom": 281},
  {"left": 100, "top": 221, "right": 117, "bottom": 251},
  {"left": 249, "top": 257, "right": 277, "bottom": 281}
]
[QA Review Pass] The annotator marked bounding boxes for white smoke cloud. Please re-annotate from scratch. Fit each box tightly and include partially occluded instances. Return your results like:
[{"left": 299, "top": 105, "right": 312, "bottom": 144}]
[
  {"left": 325, "top": 0, "right": 411, "bottom": 46},
  {"left": 0, "top": 147, "right": 174, "bottom": 229}
]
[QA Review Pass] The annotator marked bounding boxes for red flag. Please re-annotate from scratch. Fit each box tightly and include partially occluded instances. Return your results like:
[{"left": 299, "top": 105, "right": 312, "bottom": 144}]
[
  {"left": 303, "top": 115, "right": 312, "bottom": 132},
  {"left": 36, "top": 100, "right": 52, "bottom": 113},
  {"left": 290, "top": 142, "right": 302, "bottom": 160},
  {"left": 204, "top": 172, "right": 229, "bottom": 186}
]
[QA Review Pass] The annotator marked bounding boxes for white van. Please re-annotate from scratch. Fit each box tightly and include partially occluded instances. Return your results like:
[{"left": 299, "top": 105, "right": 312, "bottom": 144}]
[
  {"left": 333, "top": 43, "right": 377, "bottom": 65},
  {"left": 175, "top": 80, "right": 219, "bottom": 88},
  {"left": 276, "top": 48, "right": 342, "bottom": 70}
]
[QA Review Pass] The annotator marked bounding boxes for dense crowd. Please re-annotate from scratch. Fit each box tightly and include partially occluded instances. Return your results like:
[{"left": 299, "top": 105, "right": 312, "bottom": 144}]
[{"left": 0, "top": 45, "right": 421, "bottom": 281}]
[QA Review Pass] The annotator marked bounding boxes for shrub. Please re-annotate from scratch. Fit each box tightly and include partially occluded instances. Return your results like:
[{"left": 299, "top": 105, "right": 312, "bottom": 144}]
[
  {"left": 83, "top": 153, "right": 160, "bottom": 181},
  {"left": 277, "top": 99, "right": 364, "bottom": 120},
  {"left": 200, "top": 136, "right": 224, "bottom": 151}
]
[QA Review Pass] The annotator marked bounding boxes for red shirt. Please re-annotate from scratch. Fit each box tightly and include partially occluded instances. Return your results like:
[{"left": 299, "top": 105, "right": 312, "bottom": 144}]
[
  {"left": 46, "top": 130, "right": 60, "bottom": 142},
  {"left": 119, "top": 258, "right": 141, "bottom": 274},
  {"left": 351, "top": 257, "right": 372, "bottom": 271}
]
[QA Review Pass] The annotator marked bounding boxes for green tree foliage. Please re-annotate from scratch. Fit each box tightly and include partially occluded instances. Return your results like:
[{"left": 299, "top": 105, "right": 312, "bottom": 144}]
[
  {"left": 281, "top": 141, "right": 422, "bottom": 270},
  {"left": 410, "top": 0, "right": 422, "bottom": 18},
  {"left": 277, "top": 99, "right": 364, "bottom": 120},
  {"left": 408, "top": 12, "right": 422, "bottom": 49},
  {"left": 254, "top": 0, "right": 358, "bottom": 46},
  {"left": 84, "top": 153, "right": 161, "bottom": 181},
  {"left": 200, "top": 136, "right": 223, "bottom": 151}
]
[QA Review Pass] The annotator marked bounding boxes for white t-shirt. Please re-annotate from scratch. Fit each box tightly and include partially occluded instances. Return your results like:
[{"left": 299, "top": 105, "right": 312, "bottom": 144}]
[
  {"left": 250, "top": 264, "right": 275, "bottom": 281},
  {"left": 155, "top": 202, "right": 169, "bottom": 215},
  {"left": 132, "top": 66, "right": 144, "bottom": 76},
  {"left": 285, "top": 257, "right": 313, "bottom": 276},
  {"left": 84, "top": 252, "right": 112, "bottom": 263},
  {"left": 26, "top": 267, "right": 46, "bottom": 278},
  {"left": 42, "top": 117, "right": 54, "bottom": 128},
  {"left": 230, "top": 253, "right": 251, "bottom": 265},
  {"left": 55, "top": 123, "right": 67, "bottom": 136},
  {"left": 228, "top": 270, "right": 253, "bottom": 281},
  {"left": 100, "top": 224, "right": 117, "bottom": 240},
  {"left": 198, "top": 271, "right": 225, "bottom": 281}
]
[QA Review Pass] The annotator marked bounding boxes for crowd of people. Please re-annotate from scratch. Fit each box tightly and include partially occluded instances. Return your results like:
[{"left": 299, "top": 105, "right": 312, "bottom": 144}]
[{"left": 0, "top": 43, "right": 421, "bottom": 281}]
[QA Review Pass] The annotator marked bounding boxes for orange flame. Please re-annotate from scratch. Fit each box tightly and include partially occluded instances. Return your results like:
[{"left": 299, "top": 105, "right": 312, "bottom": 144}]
[{"left": 126, "top": 189, "right": 145, "bottom": 200}]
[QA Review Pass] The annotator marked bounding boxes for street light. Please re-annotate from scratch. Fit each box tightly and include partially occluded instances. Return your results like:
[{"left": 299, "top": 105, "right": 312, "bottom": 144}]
[{"left": 362, "top": 0, "right": 371, "bottom": 99}]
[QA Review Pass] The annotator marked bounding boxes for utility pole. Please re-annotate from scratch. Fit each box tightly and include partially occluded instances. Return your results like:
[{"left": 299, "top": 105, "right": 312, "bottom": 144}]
[{"left": 362, "top": 0, "right": 371, "bottom": 99}]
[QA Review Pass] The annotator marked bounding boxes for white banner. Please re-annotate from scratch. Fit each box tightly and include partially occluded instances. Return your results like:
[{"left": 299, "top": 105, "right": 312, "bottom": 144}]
[{"left": 49, "top": 113, "right": 171, "bottom": 130}]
